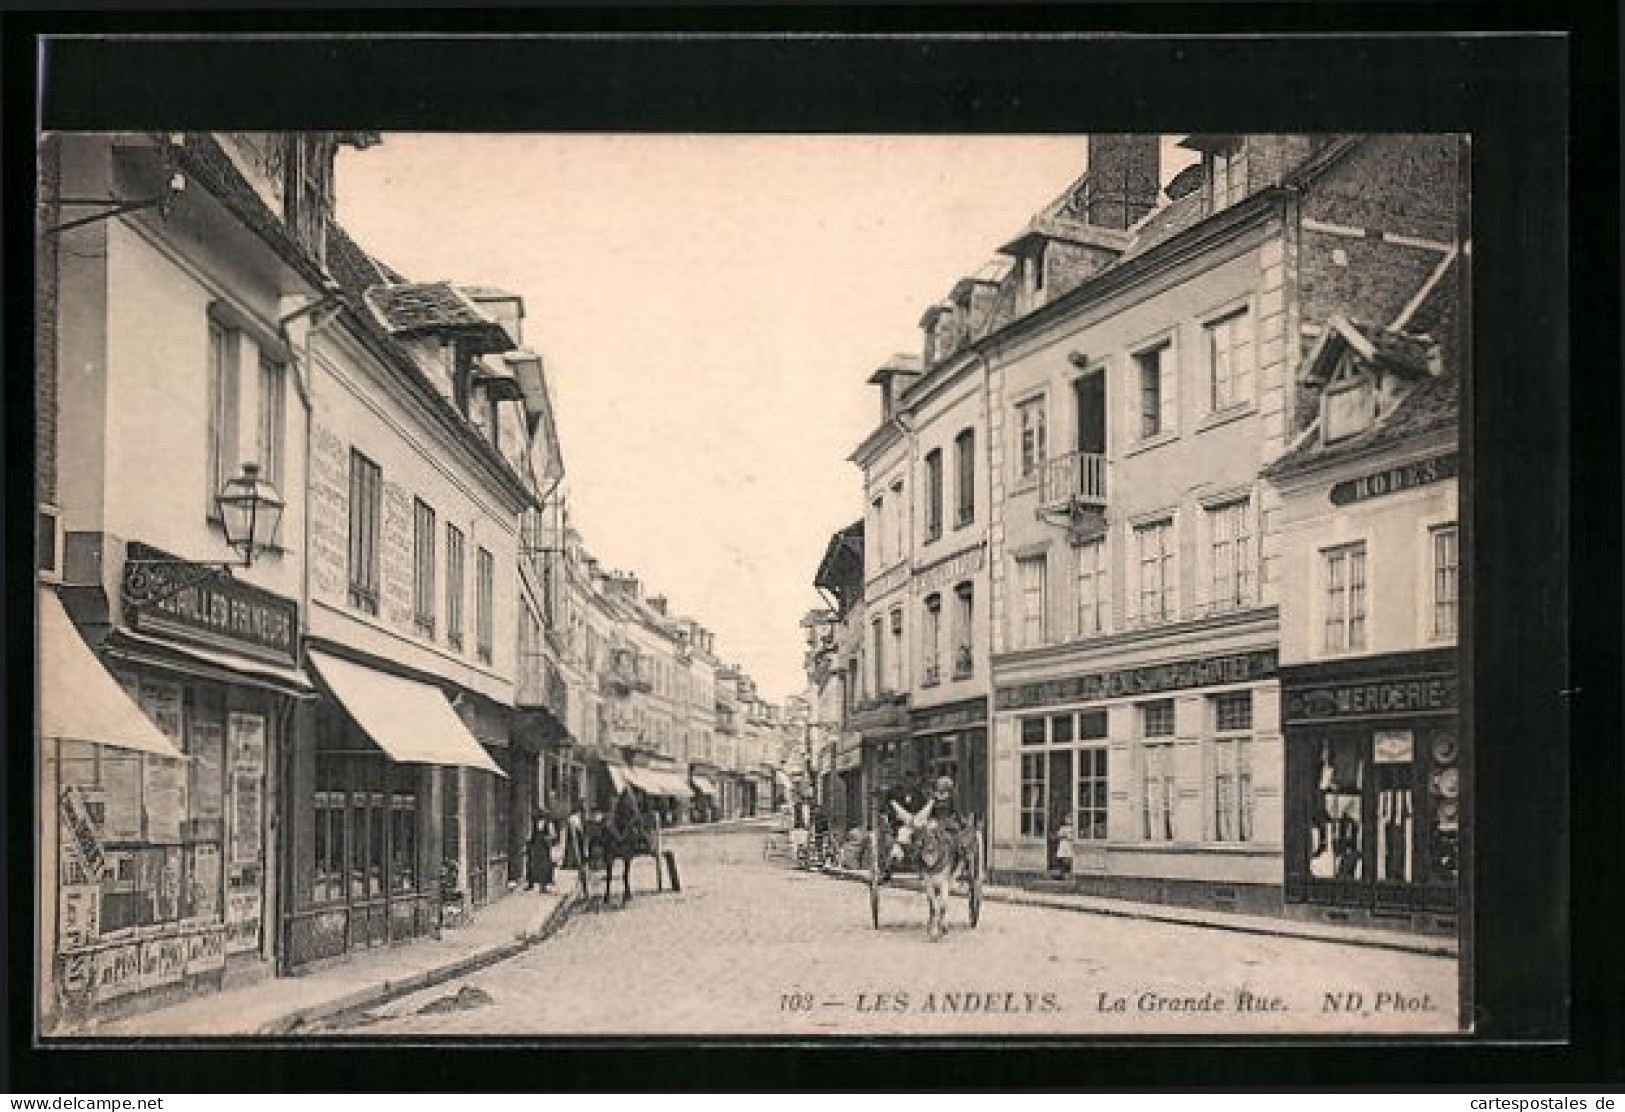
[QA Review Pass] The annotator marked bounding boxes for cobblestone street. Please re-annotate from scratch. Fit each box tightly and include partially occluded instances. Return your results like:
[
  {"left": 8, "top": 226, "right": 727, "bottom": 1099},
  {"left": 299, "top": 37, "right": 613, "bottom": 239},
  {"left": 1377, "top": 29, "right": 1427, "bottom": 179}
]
[{"left": 341, "top": 825, "right": 1459, "bottom": 1037}]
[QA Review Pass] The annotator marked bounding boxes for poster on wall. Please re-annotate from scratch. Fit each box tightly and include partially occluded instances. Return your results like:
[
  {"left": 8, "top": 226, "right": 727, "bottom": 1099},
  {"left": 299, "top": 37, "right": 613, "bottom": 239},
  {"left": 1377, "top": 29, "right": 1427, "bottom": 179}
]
[
  {"left": 187, "top": 842, "right": 222, "bottom": 920},
  {"left": 142, "top": 758, "right": 188, "bottom": 844},
  {"left": 229, "top": 770, "right": 264, "bottom": 867},
  {"left": 139, "top": 679, "right": 184, "bottom": 746},
  {"left": 58, "top": 785, "right": 106, "bottom": 881},
  {"left": 228, "top": 711, "right": 266, "bottom": 772},
  {"left": 191, "top": 720, "right": 225, "bottom": 821},
  {"left": 91, "top": 942, "right": 143, "bottom": 1001},
  {"left": 139, "top": 935, "right": 187, "bottom": 991},
  {"left": 99, "top": 753, "right": 144, "bottom": 841},
  {"left": 185, "top": 927, "right": 227, "bottom": 975},
  {"left": 59, "top": 884, "right": 102, "bottom": 949},
  {"left": 138, "top": 846, "right": 183, "bottom": 922},
  {"left": 225, "top": 887, "right": 263, "bottom": 955}
]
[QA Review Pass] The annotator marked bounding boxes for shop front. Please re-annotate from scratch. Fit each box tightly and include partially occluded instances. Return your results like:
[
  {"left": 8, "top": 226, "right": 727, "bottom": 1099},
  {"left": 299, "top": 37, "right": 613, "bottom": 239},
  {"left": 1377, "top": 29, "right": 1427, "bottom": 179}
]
[
  {"left": 909, "top": 698, "right": 988, "bottom": 822},
  {"left": 41, "top": 562, "right": 307, "bottom": 1029},
  {"left": 689, "top": 765, "right": 721, "bottom": 823},
  {"left": 1280, "top": 647, "right": 1460, "bottom": 933},
  {"left": 283, "top": 649, "right": 504, "bottom": 970}
]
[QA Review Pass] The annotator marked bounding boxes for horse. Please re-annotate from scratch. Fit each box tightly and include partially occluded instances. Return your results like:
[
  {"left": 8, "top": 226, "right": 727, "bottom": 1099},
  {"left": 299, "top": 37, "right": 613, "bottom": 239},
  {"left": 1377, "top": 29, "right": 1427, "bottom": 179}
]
[
  {"left": 585, "top": 805, "right": 649, "bottom": 907},
  {"left": 913, "top": 818, "right": 977, "bottom": 942}
]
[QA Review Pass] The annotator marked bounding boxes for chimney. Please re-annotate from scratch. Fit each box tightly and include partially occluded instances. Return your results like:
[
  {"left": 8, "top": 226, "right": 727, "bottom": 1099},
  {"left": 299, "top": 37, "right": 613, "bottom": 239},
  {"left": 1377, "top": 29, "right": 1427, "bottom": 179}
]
[
  {"left": 1084, "top": 135, "right": 1161, "bottom": 230},
  {"left": 648, "top": 595, "right": 668, "bottom": 615}
]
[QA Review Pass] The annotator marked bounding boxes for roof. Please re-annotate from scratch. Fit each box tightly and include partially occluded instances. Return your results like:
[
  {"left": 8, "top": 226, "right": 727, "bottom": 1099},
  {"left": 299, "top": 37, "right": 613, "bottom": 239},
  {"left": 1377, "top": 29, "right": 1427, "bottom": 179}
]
[
  {"left": 1120, "top": 189, "right": 1209, "bottom": 260},
  {"left": 1265, "top": 358, "right": 1458, "bottom": 482},
  {"left": 866, "top": 352, "right": 924, "bottom": 385},
  {"left": 364, "top": 282, "right": 514, "bottom": 353}
]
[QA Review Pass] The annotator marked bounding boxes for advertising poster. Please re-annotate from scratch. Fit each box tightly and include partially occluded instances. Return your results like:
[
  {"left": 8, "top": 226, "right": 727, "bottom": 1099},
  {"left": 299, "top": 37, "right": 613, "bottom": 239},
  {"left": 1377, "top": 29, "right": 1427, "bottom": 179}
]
[
  {"left": 139, "top": 679, "right": 184, "bottom": 747},
  {"left": 225, "top": 887, "right": 263, "bottom": 955},
  {"left": 142, "top": 757, "right": 188, "bottom": 844},
  {"left": 139, "top": 935, "right": 187, "bottom": 991},
  {"left": 58, "top": 785, "right": 106, "bottom": 881},
  {"left": 59, "top": 884, "right": 102, "bottom": 949},
  {"left": 185, "top": 927, "right": 227, "bottom": 975},
  {"left": 188, "top": 842, "right": 222, "bottom": 920},
  {"left": 228, "top": 711, "right": 266, "bottom": 772},
  {"left": 99, "top": 754, "right": 144, "bottom": 841},
  {"left": 230, "top": 769, "right": 264, "bottom": 867},
  {"left": 92, "top": 943, "right": 143, "bottom": 1001},
  {"left": 191, "top": 719, "right": 225, "bottom": 820}
]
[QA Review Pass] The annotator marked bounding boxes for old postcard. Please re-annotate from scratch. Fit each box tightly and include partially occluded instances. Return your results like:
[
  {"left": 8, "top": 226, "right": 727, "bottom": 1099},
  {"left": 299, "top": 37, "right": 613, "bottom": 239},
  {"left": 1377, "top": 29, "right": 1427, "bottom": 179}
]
[{"left": 34, "top": 123, "right": 1475, "bottom": 1041}]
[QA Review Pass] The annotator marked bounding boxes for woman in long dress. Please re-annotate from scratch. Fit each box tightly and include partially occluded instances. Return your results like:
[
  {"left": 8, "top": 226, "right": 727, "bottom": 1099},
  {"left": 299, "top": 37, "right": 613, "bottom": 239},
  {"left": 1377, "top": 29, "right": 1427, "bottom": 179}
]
[{"left": 526, "top": 813, "right": 559, "bottom": 892}]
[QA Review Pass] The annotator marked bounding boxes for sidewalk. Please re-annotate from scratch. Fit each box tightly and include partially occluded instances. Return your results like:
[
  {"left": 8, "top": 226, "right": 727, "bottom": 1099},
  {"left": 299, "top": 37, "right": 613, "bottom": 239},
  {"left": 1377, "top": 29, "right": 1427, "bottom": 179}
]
[
  {"left": 822, "top": 867, "right": 1457, "bottom": 958},
  {"left": 86, "top": 882, "right": 580, "bottom": 1039}
]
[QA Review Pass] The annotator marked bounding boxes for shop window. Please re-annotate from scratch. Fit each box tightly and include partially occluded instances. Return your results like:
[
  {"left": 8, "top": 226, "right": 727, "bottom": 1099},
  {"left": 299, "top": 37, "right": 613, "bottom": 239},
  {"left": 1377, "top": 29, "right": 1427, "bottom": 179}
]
[
  {"left": 347, "top": 450, "right": 382, "bottom": 615},
  {"left": 1308, "top": 735, "right": 1366, "bottom": 880},
  {"left": 1431, "top": 524, "right": 1459, "bottom": 640},
  {"left": 1374, "top": 730, "right": 1416, "bottom": 884},
  {"left": 1211, "top": 692, "right": 1254, "bottom": 842},
  {"left": 1020, "top": 752, "right": 1047, "bottom": 838},
  {"left": 312, "top": 787, "right": 346, "bottom": 905},
  {"left": 1139, "top": 700, "right": 1176, "bottom": 842},
  {"left": 1076, "top": 746, "right": 1109, "bottom": 840},
  {"left": 1020, "top": 716, "right": 1047, "bottom": 746},
  {"left": 1322, "top": 542, "right": 1368, "bottom": 653}
]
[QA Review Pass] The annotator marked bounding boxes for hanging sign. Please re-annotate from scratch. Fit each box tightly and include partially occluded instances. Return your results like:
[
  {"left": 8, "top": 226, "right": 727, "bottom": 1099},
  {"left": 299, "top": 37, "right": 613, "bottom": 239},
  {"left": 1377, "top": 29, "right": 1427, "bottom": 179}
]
[{"left": 125, "top": 542, "right": 299, "bottom": 665}]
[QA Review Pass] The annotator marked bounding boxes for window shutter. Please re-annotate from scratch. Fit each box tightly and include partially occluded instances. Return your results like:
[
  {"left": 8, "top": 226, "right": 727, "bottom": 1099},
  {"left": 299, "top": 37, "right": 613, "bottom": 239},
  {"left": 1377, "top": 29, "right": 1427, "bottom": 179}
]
[{"left": 1159, "top": 355, "right": 1177, "bottom": 434}]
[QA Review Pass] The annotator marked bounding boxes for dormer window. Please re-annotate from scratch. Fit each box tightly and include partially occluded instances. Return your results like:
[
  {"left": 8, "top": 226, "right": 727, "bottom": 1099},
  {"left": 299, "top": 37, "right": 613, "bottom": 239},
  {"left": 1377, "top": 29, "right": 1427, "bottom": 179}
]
[
  {"left": 1207, "top": 139, "right": 1248, "bottom": 211},
  {"left": 1320, "top": 356, "right": 1378, "bottom": 444}
]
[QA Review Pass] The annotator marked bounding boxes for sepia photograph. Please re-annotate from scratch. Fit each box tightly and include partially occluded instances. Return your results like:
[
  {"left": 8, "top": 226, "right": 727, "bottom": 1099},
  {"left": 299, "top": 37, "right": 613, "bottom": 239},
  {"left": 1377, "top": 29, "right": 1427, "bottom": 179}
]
[{"left": 34, "top": 121, "right": 1473, "bottom": 1041}]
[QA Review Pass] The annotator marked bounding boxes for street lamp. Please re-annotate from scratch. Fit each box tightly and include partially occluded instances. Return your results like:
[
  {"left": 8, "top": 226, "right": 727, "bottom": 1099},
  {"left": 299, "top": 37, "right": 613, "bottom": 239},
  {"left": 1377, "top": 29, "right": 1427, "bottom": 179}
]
[
  {"left": 121, "top": 462, "right": 286, "bottom": 609},
  {"left": 215, "top": 461, "right": 285, "bottom": 569}
]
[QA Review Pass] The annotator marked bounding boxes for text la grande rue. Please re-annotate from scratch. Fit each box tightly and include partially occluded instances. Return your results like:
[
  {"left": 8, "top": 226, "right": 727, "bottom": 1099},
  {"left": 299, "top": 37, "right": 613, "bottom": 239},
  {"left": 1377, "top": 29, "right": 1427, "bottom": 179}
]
[{"left": 1097, "top": 988, "right": 1285, "bottom": 1014}]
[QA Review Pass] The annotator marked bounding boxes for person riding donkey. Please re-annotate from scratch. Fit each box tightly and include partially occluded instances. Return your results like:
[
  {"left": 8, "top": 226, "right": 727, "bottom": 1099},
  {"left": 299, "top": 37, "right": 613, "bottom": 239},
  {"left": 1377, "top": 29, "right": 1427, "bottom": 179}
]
[{"left": 884, "top": 773, "right": 963, "bottom": 879}]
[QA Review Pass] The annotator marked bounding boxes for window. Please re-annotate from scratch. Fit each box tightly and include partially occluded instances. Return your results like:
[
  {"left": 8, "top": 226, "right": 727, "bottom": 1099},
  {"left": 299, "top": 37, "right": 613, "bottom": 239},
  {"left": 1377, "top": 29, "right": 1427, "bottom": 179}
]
[
  {"left": 476, "top": 547, "right": 495, "bottom": 664},
  {"left": 206, "top": 322, "right": 240, "bottom": 511},
  {"left": 1208, "top": 499, "right": 1254, "bottom": 611},
  {"left": 1076, "top": 539, "right": 1109, "bottom": 637},
  {"left": 870, "top": 496, "right": 885, "bottom": 568},
  {"left": 413, "top": 499, "right": 437, "bottom": 636},
  {"left": 954, "top": 429, "right": 975, "bottom": 526},
  {"left": 1020, "top": 752, "right": 1047, "bottom": 838},
  {"left": 1140, "top": 699, "right": 1177, "bottom": 841},
  {"left": 347, "top": 450, "right": 382, "bottom": 614},
  {"left": 1431, "top": 524, "right": 1459, "bottom": 639},
  {"left": 871, "top": 616, "right": 885, "bottom": 695},
  {"left": 891, "top": 480, "right": 905, "bottom": 561},
  {"left": 1016, "top": 396, "right": 1047, "bottom": 484},
  {"left": 1135, "top": 518, "right": 1177, "bottom": 624},
  {"left": 257, "top": 355, "right": 286, "bottom": 490},
  {"left": 924, "top": 449, "right": 943, "bottom": 542},
  {"left": 952, "top": 582, "right": 974, "bottom": 678},
  {"left": 1206, "top": 307, "right": 1255, "bottom": 410},
  {"left": 1015, "top": 554, "right": 1048, "bottom": 649},
  {"left": 1076, "top": 746, "right": 1109, "bottom": 841},
  {"left": 1135, "top": 341, "right": 1176, "bottom": 439},
  {"left": 922, "top": 594, "right": 941, "bottom": 684},
  {"left": 889, "top": 607, "right": 904, "bottom": 693},
  {"left": 1210, "top": 142, "right": 1248, "bottom": 209},
  {"left": 1211, "top": 692, "right": 1254, "bottom": 842},
  {"left": 1323, "top": 542, "right": 1368, "bottom": 653},
  {"left": 445, "top": 525, "right": 465, "bottom": 651}
]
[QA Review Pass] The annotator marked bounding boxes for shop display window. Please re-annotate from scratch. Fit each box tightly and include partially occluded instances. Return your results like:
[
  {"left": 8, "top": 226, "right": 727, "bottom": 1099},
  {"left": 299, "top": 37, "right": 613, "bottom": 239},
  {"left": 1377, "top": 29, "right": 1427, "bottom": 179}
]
[
  {"left": 1211, "top": 692, "right": 1254, "bottom": 843},
  {"left": 1019, "top": 752, "right": 1046, "bottom": 837},
  {"left": 1075, "top": 747, "right": 1109, "bottom": 840}
]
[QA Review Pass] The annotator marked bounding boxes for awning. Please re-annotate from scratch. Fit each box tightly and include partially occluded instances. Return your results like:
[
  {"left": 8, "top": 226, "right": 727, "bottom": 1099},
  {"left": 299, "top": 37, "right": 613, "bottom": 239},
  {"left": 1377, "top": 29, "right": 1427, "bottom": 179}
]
[
  {"left": 102, "top": 626, "right": 314, "bottom": 698},
  {"left": 308, "top": 650, "right": 504, "bottom": 776},
  {"left": 38, "top": 590, "right": 184, "bottom": 758},
  {"left": 690, "top": 774, "right": 719, "bottom": 797},
  {"left": 774, "top": 770, "right": 795, "bottom": 792},
  {"left": 626, "top": 767, "right": 691, "bottom": 798},
  {"left": 604, "top": 759, "right": 634, "bottom": 794}
]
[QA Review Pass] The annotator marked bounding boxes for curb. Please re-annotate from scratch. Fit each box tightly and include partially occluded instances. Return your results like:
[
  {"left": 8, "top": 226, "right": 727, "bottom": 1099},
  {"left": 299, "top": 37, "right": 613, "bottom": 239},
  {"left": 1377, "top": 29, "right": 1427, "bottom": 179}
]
[
  {"left": 260, "top": 892, "right": 582, "bottom": 1035},
  {"left": 821, "top": 868, "right": 1457, "bottom": 959}
]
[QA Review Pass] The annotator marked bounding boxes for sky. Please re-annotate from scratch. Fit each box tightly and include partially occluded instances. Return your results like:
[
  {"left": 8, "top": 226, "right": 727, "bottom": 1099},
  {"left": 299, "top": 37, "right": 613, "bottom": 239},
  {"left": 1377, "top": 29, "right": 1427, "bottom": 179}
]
[{"left": 336, "top": 135, "right": 1193, "bottom": 703}]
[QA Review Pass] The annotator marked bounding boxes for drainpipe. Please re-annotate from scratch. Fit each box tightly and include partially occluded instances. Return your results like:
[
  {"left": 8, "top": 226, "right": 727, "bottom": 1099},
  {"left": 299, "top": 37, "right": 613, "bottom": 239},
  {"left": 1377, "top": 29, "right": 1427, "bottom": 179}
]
[{"left": 970, "top": 344, "right": 997, "bottom": 871}]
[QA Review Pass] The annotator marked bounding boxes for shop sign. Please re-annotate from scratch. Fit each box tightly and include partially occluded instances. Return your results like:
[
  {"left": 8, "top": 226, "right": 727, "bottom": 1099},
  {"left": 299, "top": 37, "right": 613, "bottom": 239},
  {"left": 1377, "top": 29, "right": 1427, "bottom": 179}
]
[
  {"left": 1329, "top": 453, "right": 1457, "bottom": 507},
  {"left": 59, "top": 786, "right": 106, "bottom": 880},
  {"left": 225, "top": 889, "right": 263, "bottom": 955},
  {"left": 184, "top": 927, "right": 227, "bottom": 975},
  {"left": 139, "top": 935, "right": 188, "bottom": 990},
  {"left": 911, "top": 699, "right": 988, "bottom": 734},
  {"left": 92, "top": 942, "right": 144, "bottom": 1000},
  {"left": 914, "top": 542, "right": 985, "bottom": 595},
  {"left": 1284, "top": 674, "right": 1456, "bottom": 723},
  {"left": 125, "top": 542, "right": 299, "bottom": 665},
  {"left": 865, "top": 562, "right": 910, "bottom": 600},
  {"left": 996, "top": 649, "right": 1278, "bottom": 712}
]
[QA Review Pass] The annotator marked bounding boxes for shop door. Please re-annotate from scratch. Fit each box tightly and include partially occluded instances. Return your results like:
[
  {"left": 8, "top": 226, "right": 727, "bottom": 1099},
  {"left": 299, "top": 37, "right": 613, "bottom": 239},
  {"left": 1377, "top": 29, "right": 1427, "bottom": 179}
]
[
  {"left": 1046, "top": 750, "right": 1073, "bottom": 872},
  {"left": 1299, "top": 730, "right": 1377, "bottom": 911}
]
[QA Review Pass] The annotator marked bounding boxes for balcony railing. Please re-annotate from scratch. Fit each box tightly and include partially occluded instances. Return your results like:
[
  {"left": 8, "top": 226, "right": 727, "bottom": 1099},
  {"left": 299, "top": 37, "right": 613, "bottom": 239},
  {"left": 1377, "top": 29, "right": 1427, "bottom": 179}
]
[{"left": 1039, "top": 450, "right": 1108, "bottom": 512}]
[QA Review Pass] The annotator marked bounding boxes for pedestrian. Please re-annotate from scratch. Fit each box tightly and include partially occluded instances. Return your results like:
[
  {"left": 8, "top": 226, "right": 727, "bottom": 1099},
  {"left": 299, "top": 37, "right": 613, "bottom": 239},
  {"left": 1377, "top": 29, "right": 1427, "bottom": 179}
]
[
  {"left": 562, "top": 802, "right": 586, "bottom": 870},
  {"left": 1052, "top": 812, "right": 1074, "bottom": 878},
  {"left": 526, "top": 811, "right": 559, "bottom": 892}
]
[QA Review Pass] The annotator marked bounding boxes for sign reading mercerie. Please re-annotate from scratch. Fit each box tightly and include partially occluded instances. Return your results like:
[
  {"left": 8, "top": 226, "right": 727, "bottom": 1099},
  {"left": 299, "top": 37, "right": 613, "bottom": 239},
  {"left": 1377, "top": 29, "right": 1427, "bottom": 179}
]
[
  {"left": 1329, "top": 453, "right": 1457, "bottom": 507},
  {"left": 126, "top": 542, "right": 299, "bottom": 665}
]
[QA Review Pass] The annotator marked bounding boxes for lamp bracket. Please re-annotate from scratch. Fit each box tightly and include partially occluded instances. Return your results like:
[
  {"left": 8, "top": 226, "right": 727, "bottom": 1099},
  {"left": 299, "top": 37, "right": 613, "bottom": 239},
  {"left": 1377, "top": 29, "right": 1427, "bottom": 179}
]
[{"left": 121, "top": 558, "right": 237, "bottom": 609}]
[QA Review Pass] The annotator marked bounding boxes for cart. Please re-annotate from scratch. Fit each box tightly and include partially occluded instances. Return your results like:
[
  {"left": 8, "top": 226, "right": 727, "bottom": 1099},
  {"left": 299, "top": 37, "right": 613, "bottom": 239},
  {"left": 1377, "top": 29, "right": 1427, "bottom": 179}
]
[{"left": 865, "top": 817, "right": 984, "bottom": 930}]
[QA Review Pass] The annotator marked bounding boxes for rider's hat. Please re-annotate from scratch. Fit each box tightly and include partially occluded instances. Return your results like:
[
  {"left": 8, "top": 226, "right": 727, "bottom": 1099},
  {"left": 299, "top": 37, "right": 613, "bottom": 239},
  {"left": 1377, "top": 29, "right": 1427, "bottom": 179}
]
[{"left": 933, "top": 775, "right": 954, "bottom": 793}]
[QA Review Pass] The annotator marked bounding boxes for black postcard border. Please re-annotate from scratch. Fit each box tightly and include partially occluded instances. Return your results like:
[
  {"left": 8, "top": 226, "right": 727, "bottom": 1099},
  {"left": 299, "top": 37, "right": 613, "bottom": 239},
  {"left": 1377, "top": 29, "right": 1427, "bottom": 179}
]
[{"left": 4, "top": 9, "right": 1611, "bottom": 1092}]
